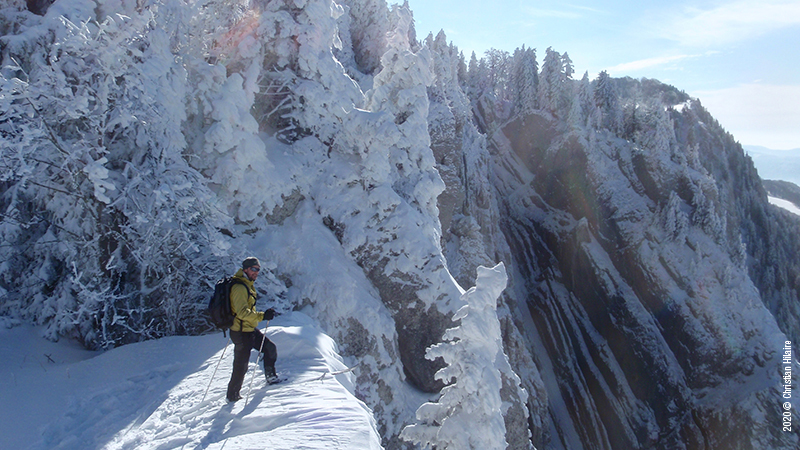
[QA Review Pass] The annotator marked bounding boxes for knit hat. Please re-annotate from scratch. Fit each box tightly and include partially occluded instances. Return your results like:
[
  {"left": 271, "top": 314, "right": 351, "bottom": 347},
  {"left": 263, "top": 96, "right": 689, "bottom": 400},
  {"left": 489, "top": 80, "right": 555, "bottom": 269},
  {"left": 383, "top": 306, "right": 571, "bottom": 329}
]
[{"left": 242, "top": 257, "right": 260, "bottom": 270}]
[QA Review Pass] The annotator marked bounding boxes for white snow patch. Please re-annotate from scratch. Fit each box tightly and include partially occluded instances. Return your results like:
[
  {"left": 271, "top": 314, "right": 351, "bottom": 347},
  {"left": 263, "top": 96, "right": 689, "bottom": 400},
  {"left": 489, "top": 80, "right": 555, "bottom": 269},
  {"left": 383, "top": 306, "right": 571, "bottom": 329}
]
[{"left": 768, "top": 196, "right": 800, "bottom": 216}]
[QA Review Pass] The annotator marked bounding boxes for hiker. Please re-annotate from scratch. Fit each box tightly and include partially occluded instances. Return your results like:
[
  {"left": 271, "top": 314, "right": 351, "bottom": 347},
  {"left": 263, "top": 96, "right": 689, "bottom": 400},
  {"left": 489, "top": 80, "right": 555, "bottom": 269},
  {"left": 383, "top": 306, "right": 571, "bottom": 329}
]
[{"left": 226, "top": 257, "right": 278, "bottom": 402}]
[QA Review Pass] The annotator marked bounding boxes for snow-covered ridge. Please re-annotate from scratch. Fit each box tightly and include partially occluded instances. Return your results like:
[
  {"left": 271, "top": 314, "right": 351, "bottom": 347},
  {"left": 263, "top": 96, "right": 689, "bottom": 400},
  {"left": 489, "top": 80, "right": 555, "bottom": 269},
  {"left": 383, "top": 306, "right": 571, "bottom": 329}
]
[
  {"left": 2, "top": 0, "right": 800, "bottom": 448},
  {"left": 0, "top": 312, "right": 382, "bottom": 450}
]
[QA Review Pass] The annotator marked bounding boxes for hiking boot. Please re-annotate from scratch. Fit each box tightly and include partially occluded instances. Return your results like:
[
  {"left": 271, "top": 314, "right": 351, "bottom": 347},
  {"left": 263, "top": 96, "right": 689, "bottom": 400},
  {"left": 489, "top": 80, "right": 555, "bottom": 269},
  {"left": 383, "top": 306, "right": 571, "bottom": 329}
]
[
  {"left": 227, "top": 393, "right": 242, "bottom": 402},
  {"left": 265, "top": 366, "right": 280, "bottom": 385}
]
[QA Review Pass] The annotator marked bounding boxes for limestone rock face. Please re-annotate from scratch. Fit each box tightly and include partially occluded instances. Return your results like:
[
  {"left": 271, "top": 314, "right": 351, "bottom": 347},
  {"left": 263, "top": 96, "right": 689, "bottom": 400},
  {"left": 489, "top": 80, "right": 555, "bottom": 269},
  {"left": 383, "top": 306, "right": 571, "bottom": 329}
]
[
  {"left": 428, "top": 52, "right": 800, "bottom": 447},
  {"left": 476, "top": 103, "right": 800, "bottom": 448}
]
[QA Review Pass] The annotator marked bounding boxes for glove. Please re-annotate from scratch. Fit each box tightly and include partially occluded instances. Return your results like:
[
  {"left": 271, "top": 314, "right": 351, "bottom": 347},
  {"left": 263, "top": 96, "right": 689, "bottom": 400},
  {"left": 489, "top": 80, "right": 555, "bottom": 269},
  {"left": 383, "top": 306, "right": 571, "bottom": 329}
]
[{"left": 263, "top": 308, "right": 276, "bottom": 321}]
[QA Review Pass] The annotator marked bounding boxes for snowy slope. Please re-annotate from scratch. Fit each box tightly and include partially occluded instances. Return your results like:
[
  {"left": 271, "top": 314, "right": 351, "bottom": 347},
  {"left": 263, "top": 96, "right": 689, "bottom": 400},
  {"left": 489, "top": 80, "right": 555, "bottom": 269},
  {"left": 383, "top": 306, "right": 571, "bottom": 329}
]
[
  {"left": 0, "top": 313, "right": 383, "bottom": 450},
  {"left": 769, "top": 196, "right": 800, "bottom": 216}
]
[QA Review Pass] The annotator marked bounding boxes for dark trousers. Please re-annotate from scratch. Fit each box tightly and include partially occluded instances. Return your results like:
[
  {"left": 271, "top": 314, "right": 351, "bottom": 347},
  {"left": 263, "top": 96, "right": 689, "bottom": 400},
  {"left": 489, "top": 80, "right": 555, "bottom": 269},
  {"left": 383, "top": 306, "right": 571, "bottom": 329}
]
[{"left": 226, "top": 328, "right": 277, "bottom": 400}]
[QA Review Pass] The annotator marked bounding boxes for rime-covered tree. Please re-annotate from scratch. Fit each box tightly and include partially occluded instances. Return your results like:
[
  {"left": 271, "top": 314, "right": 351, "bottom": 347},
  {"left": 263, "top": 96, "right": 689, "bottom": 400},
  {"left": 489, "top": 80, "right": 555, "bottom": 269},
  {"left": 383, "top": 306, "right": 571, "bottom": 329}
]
[
  {"left": 427, "top": 30, "right": 456, "bottom": 104},
  {"left": 510, "top": 46, "right": 538, "bottom": 115},
  {"left": 537, "top": 46, "right": 564, "bottom": 115},
  {"left": 457, "top": 50, "right": 468, "bottom": 87},
  {"left": 466, "top": 51, "right": 485, "bottom": 98},
  {"left": 0, "top": 1, "right": 229, "bottom": 348},
  {"left": 664, "top": 191, "right": 690, "bottom": 241},
  {"left": 483, "top": 48, "right": 510, "bottom": 100},
  {"left": 561, "top": 52, "right": 574, "bottom": 81},
  {"left": 568, "top": 71, "right": 593, "bottom": 129},
  {"left": 401, "top": 263, "right": 511, "bottom": 450},
  {"left": 427, "top": 30, "right": 465, "bottom": 152},
  {"left": 594, "top": 70, "right": 621, "bottom": 132},
  {"left": 338, "top": 0, "right": 390, "bottom": 74}
]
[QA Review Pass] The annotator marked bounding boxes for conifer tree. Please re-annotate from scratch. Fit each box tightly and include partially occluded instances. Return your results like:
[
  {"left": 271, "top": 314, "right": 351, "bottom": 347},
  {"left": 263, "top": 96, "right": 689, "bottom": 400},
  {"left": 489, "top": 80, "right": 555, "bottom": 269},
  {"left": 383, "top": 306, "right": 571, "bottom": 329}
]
[
  {"left": 401, "top": 264, "right": 510, "bottom": 450},
  {"left": 562, "top": 52, "right": 574, "bottom": 81},
  {"left": 467, "top": 51, "right": 481, "bottom": 96},
  {"left": 340, "top": 0, "right": 390, "bottom": 74},
  {"left": 538, "top": 47, "right": 563, "bottom": 115},
  {"left": 510, "top": 46, "right": 538, "bottom": 115},
  {"left": 594, "top": 70, "right": 622, "bottom": 132},
  {"left": 457, "top": 50, "right": 468, "bottom": 87},
  {"left": 568, "top": 71, "right": 593, "bottom": 129}
]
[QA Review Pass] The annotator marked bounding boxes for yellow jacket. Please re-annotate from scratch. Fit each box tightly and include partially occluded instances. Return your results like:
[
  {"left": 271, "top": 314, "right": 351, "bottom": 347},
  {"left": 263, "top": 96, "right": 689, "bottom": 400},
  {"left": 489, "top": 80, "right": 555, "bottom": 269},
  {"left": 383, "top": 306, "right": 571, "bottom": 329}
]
[{"left": 229, "top": 269, "right": 265, "bottom": 332}]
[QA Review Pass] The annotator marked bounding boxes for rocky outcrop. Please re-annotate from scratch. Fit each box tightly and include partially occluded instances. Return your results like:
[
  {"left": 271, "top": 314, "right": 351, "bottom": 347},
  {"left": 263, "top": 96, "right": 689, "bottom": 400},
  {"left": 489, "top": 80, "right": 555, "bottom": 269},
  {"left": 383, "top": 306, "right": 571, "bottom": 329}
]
[
  {"left": 477, "top": 103, "right": 800, "bottom": 448},
  {"left": 427, "top": 56, "right": 800, "bottom": 447}
]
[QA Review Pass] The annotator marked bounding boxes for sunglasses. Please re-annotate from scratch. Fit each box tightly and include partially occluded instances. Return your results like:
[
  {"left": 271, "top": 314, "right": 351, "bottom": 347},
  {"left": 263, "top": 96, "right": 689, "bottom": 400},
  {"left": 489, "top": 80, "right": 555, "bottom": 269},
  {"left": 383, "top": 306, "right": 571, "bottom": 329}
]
[{"left": 248, "top": 266, "right": 260, "bottom": 272}]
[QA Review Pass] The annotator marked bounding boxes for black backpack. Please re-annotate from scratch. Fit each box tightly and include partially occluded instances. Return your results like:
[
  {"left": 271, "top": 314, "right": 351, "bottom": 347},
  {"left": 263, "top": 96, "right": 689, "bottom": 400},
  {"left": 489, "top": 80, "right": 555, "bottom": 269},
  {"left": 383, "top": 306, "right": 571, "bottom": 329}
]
[{"left": 206, "top": 276, "right": 246, "bottom": 332}]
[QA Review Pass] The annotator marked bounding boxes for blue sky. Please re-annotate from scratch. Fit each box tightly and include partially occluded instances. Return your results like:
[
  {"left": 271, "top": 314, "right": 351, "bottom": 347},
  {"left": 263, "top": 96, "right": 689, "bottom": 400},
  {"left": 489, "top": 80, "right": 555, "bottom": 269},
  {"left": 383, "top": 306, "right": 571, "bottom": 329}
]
[{"left": 406, "top": 0, "right": 800, "bottom": 150}]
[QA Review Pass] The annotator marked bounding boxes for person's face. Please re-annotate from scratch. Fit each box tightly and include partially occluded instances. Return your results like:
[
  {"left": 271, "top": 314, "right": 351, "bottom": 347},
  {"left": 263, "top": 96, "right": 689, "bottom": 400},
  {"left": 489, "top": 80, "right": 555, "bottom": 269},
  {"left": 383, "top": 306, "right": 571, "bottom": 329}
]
[{"left": 244, "top": 265, "right": 260, "bottom": 281}]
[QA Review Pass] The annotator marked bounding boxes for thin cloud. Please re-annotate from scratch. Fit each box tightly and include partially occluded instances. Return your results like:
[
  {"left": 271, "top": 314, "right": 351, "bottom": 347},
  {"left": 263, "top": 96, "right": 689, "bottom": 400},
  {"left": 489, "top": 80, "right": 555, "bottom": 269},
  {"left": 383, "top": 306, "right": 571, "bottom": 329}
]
[
  {"left": 607, "top": 54, "right": 698, "bottom": 73},
  {"left": 658, "top": 0, "right": 800, "bottom": 47},
  {"left": 520, "top": 3, "right": 604, "bottom": 20},
  {"left": 520, "top": 7, "right": 582, "bottom": 20}
]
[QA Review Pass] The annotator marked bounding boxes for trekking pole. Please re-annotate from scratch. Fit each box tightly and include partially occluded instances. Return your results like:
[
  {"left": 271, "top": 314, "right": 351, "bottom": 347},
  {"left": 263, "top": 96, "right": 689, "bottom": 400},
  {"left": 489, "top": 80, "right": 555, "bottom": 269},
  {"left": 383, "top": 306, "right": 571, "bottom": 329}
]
[
  {"left": 244, "top": 321, "right": 269, "bottom": 407},
  {"left": 180, "top": 335, "right": 230, "bottom": 450},
  {"left": 201, "top": 335, "right": 231, "bottom": 404}
]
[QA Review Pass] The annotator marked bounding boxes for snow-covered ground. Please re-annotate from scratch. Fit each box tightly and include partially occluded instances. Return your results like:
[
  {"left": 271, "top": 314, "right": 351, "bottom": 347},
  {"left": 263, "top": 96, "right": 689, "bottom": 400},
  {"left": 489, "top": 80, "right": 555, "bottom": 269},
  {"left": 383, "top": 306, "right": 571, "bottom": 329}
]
[
  {"left": 769, "top": 196, "right": 800, "bottom": 216},
  {"left": 0, "top": 312, "right": 383, "bottom": 450}
]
